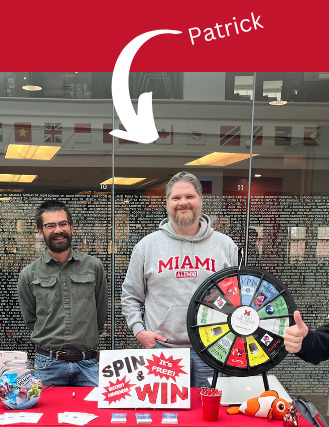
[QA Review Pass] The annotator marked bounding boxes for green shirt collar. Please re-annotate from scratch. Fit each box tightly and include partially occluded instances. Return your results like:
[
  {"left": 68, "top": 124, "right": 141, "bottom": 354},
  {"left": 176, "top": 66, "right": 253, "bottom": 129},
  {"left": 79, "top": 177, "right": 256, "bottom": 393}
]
[{"left": 42, "top": 248, "right": 81, "bottom": 264}]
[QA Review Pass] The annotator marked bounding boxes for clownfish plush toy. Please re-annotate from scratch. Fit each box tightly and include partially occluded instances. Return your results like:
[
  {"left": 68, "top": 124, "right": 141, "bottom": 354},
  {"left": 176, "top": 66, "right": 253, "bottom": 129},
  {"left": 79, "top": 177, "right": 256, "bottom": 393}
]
[{"left": 227, "top": 390, "right": 291, "bottom": 420}]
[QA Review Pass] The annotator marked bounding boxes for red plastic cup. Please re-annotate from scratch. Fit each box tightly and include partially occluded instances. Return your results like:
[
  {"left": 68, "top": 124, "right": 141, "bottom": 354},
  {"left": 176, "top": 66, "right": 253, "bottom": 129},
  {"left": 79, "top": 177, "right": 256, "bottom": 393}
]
[{"left": 201, "top": 391, "right": 222, "bottom": 422}]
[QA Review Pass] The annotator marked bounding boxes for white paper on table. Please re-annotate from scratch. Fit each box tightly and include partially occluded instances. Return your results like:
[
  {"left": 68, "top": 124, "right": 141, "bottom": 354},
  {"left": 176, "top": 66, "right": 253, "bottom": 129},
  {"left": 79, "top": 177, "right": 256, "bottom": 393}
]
[
  {"left": 1, "top": 413, "right": 18, "bottom": 425},
  {"left": 58, "top": 412, "right": 98, "bottom": 426},
  {"left": 19, "top": 413, "right": 43, "bottom": 423},
  {"left": 0, "top": 412, "right": 42, "bottom": 424},
  {"left": 0, "top": 413, "right": 24, "bottom": 425},
  {"left": 84, "top": 387, "right": 102, "bottom": 401}
]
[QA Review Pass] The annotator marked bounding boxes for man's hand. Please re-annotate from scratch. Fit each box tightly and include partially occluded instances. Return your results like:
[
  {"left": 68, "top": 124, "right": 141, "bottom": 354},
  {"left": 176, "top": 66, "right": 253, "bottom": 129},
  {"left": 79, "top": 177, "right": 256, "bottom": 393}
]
[
  {"left": 284, "top": 311, "right": 309, "bottom": 353},
  {"left": 136, "top": 331, "right": 167, "bottom": 349}
]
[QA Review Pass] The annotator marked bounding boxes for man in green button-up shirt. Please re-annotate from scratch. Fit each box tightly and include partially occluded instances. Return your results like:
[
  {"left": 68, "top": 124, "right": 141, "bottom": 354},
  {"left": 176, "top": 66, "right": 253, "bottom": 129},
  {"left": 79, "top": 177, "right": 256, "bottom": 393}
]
[{"left": 18, "top": 200, "right": 108, "bottom": 386}]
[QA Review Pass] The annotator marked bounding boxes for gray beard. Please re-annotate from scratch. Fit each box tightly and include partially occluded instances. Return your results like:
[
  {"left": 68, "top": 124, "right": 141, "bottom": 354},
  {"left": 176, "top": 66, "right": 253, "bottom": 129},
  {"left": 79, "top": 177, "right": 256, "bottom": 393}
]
[{"left": 171, "top": 209, "right": 200, "bottom": 229}]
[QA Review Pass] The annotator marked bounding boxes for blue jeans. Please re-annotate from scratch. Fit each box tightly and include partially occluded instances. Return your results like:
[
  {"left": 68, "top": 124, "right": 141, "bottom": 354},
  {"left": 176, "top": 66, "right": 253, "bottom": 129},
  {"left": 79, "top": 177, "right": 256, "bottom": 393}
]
[
  {"left": 154, "top": 343, "right": 220, "bottom": 388},
  {"left": 34, "top": 352, "right": 99, "bottom": 387}
]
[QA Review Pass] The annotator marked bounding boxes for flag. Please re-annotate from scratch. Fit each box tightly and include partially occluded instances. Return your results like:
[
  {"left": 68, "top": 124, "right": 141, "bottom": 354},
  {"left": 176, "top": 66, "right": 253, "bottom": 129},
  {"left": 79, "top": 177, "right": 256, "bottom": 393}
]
[
  {"left": 303, "top": 126, "right": 320, "bottom": 146},
  {"left": 200, "top": 180, "right": 212, "bottom": 194},
  {"left": 275, "top": 126, "right": 291, "bottom": 146},
  {"left": 253, "top": 125, "right": 263, "bottom": 146},
  {"left": 14, "top": 123, "right": 31, "bottom": 142},
  {"left": 155, "top": 125, "right": 173, "bottom": 145},
  {"left": 220, "top": 125, "right": 240, "bottom": 146},
  {"left": 118, "top": 124, "right": 138, "bottom": 144},
  {"left": 186, "top": 126, "right": 206, "bottom": 145},
  {"left": 74, "top": 123, "right": 91, "bottom": 143},
  {"left": 0, "top": 123, "right": 2, "bottom": 142},
  {"left": 44, "top": 123, "right": 62, "bottom": 143},
  {"left": 103, "top": 123, "right": 113, "bottom": 143}
]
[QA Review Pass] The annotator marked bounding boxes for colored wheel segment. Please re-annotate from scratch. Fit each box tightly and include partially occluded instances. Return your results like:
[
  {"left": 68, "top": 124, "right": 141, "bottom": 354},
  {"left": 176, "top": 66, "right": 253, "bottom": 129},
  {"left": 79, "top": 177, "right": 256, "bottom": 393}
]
[{"left": 187, "top": 266, "right": 297, "bottom": 377}]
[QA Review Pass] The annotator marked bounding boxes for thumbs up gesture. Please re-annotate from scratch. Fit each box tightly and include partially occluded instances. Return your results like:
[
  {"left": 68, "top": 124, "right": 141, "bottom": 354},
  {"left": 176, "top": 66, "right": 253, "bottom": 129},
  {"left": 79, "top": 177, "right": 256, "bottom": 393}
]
[{"left": 284, "top": 311, "right": 309, "bottom": 353}]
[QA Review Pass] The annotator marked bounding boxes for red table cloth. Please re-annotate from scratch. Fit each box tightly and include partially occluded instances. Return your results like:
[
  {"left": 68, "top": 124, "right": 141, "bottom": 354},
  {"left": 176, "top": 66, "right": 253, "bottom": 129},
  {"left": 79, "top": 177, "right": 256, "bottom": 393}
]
[{"left": 0, "top": 387, "right": 313, "bottom": 426}]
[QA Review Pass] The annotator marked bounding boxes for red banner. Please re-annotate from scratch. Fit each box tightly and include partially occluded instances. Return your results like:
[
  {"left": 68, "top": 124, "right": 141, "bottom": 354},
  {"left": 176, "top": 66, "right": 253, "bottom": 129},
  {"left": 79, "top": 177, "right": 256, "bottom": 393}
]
[{"left": 3, "top": 0, "right": 328, "bottom": 71}]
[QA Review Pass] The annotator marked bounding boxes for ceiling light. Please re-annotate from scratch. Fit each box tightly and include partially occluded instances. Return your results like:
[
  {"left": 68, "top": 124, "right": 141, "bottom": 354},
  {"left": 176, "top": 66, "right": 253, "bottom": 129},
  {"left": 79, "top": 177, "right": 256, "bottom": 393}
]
[
  {"left": 0, "top": 188, "right": 24, "bottom": 192},
  {"left": 269, "top": 100, "right": 287, "bottom": 106},
  {"left": 100, "top": 177, "right": 146, "bottom": 186},
  {"left": 5, "top": 144, "right": 60, "bottom": 160},
  {"left": 22, "top": 72, "right": 42, "bottom": 91},
  {"left": 22, "top": 84, "right": 42, "bottom": 91},
  {"left": 185, "top": 152, "right": 258, "bottom": 167},
  {"left": 254, "top": 174, "right": 262, "bottom": 177},
  {"left": 0, "top": 174, "right": 37, "bottom": 183}
]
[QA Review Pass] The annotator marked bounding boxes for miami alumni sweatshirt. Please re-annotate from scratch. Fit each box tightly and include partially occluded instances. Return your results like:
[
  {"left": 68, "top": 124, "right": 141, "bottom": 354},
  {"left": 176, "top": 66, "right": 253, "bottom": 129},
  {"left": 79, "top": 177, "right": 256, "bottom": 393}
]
[{"left": 121, "top": 214, "right": 238, "bottom": 347}]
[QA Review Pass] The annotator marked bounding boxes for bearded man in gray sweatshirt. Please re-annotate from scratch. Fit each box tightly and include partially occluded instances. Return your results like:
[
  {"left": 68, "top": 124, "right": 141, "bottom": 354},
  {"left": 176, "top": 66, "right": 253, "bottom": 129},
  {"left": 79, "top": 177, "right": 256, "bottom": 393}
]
[{"left": 121, "top": 171, "right": 238, "bottom": 387}]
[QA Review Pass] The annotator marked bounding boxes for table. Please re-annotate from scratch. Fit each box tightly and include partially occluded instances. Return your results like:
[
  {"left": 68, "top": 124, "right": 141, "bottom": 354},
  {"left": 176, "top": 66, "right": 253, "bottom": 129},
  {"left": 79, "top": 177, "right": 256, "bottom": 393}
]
[{"left": 1, "top": 387, "right": 313, "bottom": 426}]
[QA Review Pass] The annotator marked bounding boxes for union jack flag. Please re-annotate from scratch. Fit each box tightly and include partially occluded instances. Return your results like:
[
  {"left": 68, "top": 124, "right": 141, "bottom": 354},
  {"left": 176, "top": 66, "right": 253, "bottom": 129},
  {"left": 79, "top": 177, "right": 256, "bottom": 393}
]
[{"left": 44, "top": 123, "right": 62, "bottom": 143}]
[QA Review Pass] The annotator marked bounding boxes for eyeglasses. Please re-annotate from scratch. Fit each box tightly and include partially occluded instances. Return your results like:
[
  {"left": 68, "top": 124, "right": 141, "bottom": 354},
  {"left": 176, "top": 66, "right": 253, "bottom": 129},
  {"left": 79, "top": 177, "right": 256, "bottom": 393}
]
[{"left": 43, "top": 220, "right": 71, "bottom": 230}]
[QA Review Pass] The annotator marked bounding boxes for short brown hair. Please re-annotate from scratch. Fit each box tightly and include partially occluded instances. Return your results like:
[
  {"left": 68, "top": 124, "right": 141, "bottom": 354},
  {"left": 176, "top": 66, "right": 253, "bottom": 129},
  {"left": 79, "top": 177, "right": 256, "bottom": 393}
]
[
  {"left": 165, "top": 171, "right": 203, "bottom": 199},
  {"left": 35, "top": 200, "right": 72, "bottom": 229}
]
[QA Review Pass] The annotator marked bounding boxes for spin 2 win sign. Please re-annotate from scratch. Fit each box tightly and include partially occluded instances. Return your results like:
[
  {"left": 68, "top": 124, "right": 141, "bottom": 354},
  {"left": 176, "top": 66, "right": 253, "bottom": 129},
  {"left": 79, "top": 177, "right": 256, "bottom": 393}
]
[{"left": 98, "top": 349, "right": 190, "bottom": 408}]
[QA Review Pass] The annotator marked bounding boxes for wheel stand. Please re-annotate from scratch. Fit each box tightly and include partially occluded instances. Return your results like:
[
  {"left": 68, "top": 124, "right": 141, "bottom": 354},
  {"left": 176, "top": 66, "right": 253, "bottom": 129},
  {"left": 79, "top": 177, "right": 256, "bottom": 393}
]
[{"left": 211, "top": 369, "right": 270, "bottom": 391}]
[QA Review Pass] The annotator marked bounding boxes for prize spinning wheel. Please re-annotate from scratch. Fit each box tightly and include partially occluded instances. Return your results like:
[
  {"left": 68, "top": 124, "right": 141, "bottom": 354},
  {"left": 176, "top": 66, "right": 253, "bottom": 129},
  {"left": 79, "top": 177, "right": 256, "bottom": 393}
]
[{"left": 187, "top": 266, "right": 297, "bottom": 378}]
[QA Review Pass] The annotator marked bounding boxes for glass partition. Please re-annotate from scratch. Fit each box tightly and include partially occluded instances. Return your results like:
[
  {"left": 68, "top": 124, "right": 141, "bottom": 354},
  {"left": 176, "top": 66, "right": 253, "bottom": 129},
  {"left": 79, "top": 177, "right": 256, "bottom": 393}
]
[
  {"left": 250, "top": 72, "right": 329, "bottom": 417},
  {"left": 0, "top": 72, "right": 328, "bottom": 420},
  {"left": 113, "top": 72, "right": 253, "bottom": 350}
]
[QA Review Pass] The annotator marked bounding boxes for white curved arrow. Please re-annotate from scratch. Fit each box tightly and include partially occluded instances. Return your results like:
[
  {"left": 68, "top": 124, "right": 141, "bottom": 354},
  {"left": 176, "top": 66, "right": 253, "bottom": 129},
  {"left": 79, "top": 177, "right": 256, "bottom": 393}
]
[{"left": 110, "top": 29, "right": 182, "bottom": 144}]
